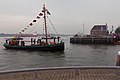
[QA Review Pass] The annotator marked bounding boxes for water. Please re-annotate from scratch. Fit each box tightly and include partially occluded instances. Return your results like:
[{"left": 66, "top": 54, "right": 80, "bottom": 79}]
[{"left": 0, "top": 36, "right": 119, "bottom": 71}]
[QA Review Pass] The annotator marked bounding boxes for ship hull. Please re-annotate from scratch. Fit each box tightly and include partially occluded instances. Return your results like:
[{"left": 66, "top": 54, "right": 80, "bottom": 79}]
[{"left": 3, "top": 43, "right": 64, "bottom": 51}]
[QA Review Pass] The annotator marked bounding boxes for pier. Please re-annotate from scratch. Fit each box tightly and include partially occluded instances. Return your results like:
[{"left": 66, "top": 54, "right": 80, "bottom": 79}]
[
  {"left": 70, "top": 37, "right": 117, "bottom": 44},
  {"left": 0, "top": 66, "right": 120, "bottom": 80},
  {"left": 70, "top": 23, "right": 120, "bottom": 45}
]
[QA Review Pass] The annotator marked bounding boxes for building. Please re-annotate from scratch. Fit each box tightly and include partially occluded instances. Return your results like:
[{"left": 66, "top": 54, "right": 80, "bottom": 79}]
[{"left": 90, "top": 24, "right": 109, "bottom": 37}]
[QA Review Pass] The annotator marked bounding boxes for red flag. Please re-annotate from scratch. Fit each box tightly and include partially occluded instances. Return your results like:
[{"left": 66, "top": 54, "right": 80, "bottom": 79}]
[
  {"left": 48, "top": 34, "right": 50, "bottom": 37},
  {"left": 39, "top": 13, "right": 43, "bottom": 16},
  {"left": 29, "top": 23, "right": 33, "bottom": 26},
  {"left": 36, "top": 16, "right": 40, "bottom": 19}
]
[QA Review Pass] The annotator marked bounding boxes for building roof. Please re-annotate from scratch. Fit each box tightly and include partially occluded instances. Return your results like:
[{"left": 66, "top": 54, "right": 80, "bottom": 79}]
[{"left": 91, "top": 24, "right": 107, "bottom": 31}]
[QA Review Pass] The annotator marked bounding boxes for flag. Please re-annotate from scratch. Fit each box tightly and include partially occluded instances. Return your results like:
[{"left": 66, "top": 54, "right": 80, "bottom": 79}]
[
  {"left": 36, "top": 16, "right": 40, "bottom": 19},
  {"left": 48, "top": 34, "right": 50, "bottom": 37},
  {"left": 33, "top": 20, "right": 37, "bottom": 22},
  {"left": 42, "top": 6, "right": 46, "bottom": 12},
  {"left": 24, "top": 28, "right": 27, "bottom": 30},
  {"left": 39, "top": 13, "right": 43, "bottom": 16},
  {"left": 19, "top": 32, "right": 22, "bottom": 34},
  {"left": 42, "top": 10, "right": 45, "bottom": 12},
  {"left": 47, "top": 11, "right": 51, "bottom": 15},
  {"left": 29, "top": 23, "right": 33, "bottom": 26},
  {"left": 46, "top": 9, "right": 51, "bottom": 15},
  {"left": 22, "top": 30, "right": 24, "bottom": 32}
]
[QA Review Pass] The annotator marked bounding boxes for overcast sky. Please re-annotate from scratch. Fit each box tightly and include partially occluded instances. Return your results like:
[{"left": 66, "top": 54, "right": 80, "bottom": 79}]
[{"left": 0, "top": 0, "right": 120, "bottom": 34}]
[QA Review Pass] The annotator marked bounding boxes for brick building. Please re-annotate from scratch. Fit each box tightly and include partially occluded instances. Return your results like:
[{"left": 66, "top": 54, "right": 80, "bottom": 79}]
[{"left": 90, "top": 24, "right": 109, "bottom": 37}]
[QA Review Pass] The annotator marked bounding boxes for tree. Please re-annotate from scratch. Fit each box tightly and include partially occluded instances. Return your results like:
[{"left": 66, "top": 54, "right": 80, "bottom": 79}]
[{"left": 115, "top": 26, "right": 120, "bottom": 34}]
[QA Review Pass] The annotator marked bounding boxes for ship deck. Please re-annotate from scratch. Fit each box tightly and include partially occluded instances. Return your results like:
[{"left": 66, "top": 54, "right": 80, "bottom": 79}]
[{"left": 0, "top": 66, "right": 120, "bottom": 80}]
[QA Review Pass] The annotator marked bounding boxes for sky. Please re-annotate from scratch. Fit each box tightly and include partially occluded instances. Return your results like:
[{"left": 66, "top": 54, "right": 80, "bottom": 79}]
[{"left": 0, "top": 0, "right": 120, "bottom": 34}]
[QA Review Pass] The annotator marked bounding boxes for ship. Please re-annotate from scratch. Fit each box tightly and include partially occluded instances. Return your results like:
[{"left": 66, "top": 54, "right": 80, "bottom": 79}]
[{"left": 3, "top": 4, "right": 64, "bottom": 51}]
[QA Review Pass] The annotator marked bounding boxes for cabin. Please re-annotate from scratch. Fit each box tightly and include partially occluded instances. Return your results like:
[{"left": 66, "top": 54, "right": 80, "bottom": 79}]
[{"left": 90, "top": 24, "right": 109, "bottom": 37}]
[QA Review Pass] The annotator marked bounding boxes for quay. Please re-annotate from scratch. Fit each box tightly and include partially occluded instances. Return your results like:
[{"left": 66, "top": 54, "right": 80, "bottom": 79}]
[
  {"left": 70, "top": 24, "right": 120, "bottom": 44},
  {"left": 0, "top": 66, "right": 120, "bottom": 80},
  {"left": 70, "top": 37, "right": 116, "bottom": 44}
]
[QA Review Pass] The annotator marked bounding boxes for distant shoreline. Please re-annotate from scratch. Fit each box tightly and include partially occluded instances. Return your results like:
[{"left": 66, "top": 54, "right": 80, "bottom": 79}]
[{"left": 0, "top": 33, "right": 73, "bottom": 37}]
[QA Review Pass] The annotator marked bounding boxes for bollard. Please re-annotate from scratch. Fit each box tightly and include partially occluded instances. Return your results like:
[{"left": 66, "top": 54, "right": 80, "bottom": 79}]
[{"left": 116, "top": 51, "right": 120, "bottom": 66}]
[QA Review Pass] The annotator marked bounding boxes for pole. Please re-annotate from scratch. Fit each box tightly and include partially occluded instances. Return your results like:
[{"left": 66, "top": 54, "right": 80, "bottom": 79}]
[
  {"left": 83, "top": 20, "right": 84, "bottom": 35},
  {"left": 116, "top": 51, "right": 120, "bottom": 66}
]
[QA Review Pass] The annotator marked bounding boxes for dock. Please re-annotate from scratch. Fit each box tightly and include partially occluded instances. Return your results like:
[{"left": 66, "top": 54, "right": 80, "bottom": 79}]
[
  {"left": 70, "top": 37, "right": 117, "bottom": 44},
  {"left": 0, "top": 66, "right": 120, "bottom": 80}
]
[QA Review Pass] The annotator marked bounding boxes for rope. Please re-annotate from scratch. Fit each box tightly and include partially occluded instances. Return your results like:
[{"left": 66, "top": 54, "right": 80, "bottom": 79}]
[
  {"left": 47, "top": 16, "right": 58, "bottom": 34},
  {"left": 43, "top": 22, "right": 44, "bottom": 34}
]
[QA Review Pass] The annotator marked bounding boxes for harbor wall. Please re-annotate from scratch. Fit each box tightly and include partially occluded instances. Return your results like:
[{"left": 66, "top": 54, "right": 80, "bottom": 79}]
[{"left": 70, "top": 37, "right": 116, "bottom": 44}]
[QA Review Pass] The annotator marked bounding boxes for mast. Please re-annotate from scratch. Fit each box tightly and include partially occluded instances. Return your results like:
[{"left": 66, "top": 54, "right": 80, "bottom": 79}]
[
  {"left": 83, "top": 20, "right": 84, "bottom": 35},
  {"left": 43, "top": 4, "right": 48, "bottom": 43}
]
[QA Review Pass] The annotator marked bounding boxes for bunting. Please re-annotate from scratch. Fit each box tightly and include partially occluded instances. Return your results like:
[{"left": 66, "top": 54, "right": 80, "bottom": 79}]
[
  {"left": 24, "top": 28, "right": 27, "bottom": 30},
  {"left": 39, "top": 13, "right": 43, "bottom": 16},
  {"left": 29, "top": 23, "right": 33, "bottom": 26},
  {"left": 22, "top": 30, "right": 24, "bottom": 32},
  {"left": 42, "top": 5, "right": 51, "bottom": 15},
  {"left": 46, "top": 9, "right": 51, "bottom": 15},
  {"left": 42, "top": 6, "right": 46, "bottom": 12},
  {"left": 36, "top": 16, "right": 40, "bottom": 19},
  {"left": 42, "top": 10, "right": 45, "bottom": 12},
  {"left": 19, "top": 7, "right": 45, "bottom": 34},
  {"left": 33, "top": 20, "right": 37, "bottom": 22}
]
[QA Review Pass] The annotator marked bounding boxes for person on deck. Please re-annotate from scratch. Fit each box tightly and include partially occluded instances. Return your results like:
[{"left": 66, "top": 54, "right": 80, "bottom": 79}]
[
  {"left": 37, "top": 39, "right": 41, "bottom": 45},
  {"left": 31, "top": 38, "right": 33, "bottom": 45},
  {"left": 21, "top": 41, "right": 25, "bottom": 46},
  {"left": 57, "top": 36, "right": 60, "bottom": 43},
  {"left": 53, "top": 37, "right": 56, "bottom": 43},
  {"left": 33, "top": 39, "right": 36, "bottom": 45}
]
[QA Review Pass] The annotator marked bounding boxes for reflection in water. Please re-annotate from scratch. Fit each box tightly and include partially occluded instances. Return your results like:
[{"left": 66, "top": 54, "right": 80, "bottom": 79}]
[
  {"left": 28, "top": 51, "right": 65, "bottom": 59},
  {"left": 0, "top": 37, "right": 119, "bottom": 71}
]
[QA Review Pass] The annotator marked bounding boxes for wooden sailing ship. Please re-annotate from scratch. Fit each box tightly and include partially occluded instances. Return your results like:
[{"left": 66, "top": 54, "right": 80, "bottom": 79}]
[{"left": 3, "top": 4, "right": 64, "bottom": 51}]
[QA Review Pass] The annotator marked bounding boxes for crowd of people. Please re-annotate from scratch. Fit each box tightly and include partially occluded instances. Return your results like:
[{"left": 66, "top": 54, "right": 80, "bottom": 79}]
[{"left": 5, "top": 36, "right": 61, "bottom": 46}]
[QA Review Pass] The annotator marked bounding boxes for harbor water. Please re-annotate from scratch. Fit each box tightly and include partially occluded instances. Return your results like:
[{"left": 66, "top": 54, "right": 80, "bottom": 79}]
[{"left": 0, "top": 36, "right": 119, "bottom": 71}]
